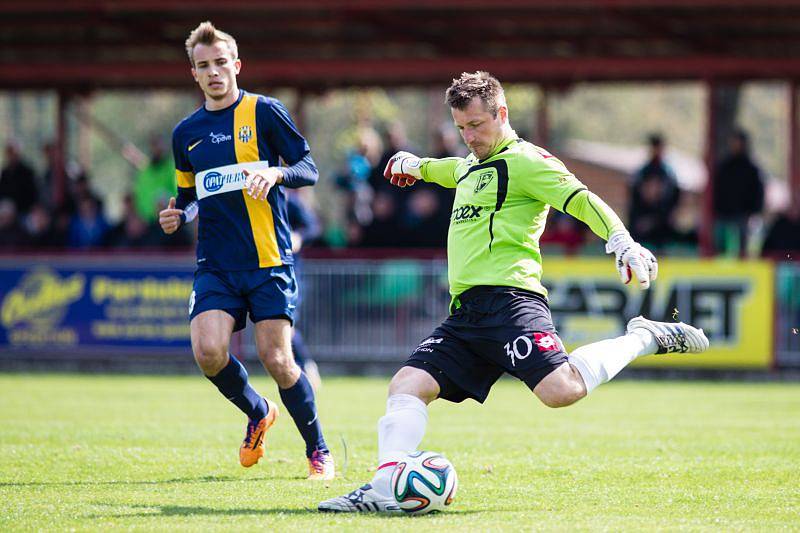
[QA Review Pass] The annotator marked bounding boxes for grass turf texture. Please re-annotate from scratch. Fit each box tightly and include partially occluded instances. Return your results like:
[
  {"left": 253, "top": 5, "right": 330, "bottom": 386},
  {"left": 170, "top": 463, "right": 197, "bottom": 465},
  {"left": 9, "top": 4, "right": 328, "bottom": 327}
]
[{"left": 1, "top": 375, "right": 798, "bottom": 531}]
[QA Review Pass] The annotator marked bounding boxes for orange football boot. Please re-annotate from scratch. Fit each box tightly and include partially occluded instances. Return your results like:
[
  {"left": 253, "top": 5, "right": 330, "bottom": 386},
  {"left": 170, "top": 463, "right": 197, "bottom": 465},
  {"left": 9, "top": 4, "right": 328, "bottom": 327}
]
[
  {"left": 239, "top": 399, "right": 279, "bottom": 467},
  {"left": 307, "top": 449, "right": 335, "bottom": 480}
]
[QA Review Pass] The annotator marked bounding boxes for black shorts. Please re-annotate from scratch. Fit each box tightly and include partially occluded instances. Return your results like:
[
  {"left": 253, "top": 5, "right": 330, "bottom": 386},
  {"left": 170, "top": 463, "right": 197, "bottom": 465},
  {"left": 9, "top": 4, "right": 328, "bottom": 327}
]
[{"left": 405, "top": 286, "right": 568, "bottom": 403}]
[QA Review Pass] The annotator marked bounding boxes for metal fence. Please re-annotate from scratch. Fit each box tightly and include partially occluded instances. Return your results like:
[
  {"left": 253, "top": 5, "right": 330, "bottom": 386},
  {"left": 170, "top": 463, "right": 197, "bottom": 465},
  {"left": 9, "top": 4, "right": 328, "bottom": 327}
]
[
  {"left": 775, "top": 262, "right": 800, "bottom": 367},
  {"left": 299, "top": 259, "right": 450, "bottom": 362},
  {"left": 240, "top": 259, "right": 450, "bottom": 363},
  {"left": 237, "top": 258, "right": 800, "bottom": 369}
]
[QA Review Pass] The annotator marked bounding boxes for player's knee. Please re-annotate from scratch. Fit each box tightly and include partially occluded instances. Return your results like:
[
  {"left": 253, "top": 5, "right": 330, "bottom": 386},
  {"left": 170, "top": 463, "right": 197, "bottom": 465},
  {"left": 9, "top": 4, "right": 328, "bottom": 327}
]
[
  {"left": 262, "top": 349, "right": 297, "bottom": 379},
  {"left": 388, "top": 367, "right": 417, "bottom": 388},
  {"left": 388, "top": 366, "right": 439, "bottom": 403},
  {"left": 193, "top": 339, "right": 228, "bottom": 374},
  {"left": 533, "top": 362, "right": 588, "bottom": 408},
  {"left": 538, "top": 383, "right": 586, "bottom": 408}
]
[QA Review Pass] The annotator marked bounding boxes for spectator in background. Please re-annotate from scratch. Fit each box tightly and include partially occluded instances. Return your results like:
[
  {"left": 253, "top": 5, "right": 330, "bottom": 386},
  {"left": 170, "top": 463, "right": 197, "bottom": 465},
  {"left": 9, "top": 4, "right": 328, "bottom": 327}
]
[
  {"left": 287, "top": 189, "right": 323, "bottom": 390},
  {"left": 133, "top": 136, "right": 175, "bottom": 223},
  {"left": 106, "top": 193, "right": 167, "bottom": 248},
  {"left": 359, "top": 190, "right": 404, "bottom": 247},
  {"left": 0, "top": 199, "right": 24, "bottom": 247},
  {"left": 762, "top": 201, "right": 800, "bottom": 257},
  {"left": 635, "top": 134, "right": 679, "bottom": 190},
  {"left": 371, "top": 123, "right": 415, "bottom": 192},
  {"left": 288, "top": 189, "right": 322, "bottom": 252},
  {"left": 333, "top": 127, "right": 381, "bottom": 244},
  {"left": 540, "top": 211, "right": 586, "bottom": 255},
  {"left": 398, "top": 126, "right": 462, "bottom": 248},
  {"left": 628, "top": 134, "right": 681, "bottom": 249},
  {"left": 431, "top": 124, "right": 466, "bottom": 159},
  {"left": 402, "top": 187, "right": 450, "bottom": 248},
  {"left": 40, "top": 141, "right": 65, "bottom": 208},
  {"left": 713, "top": 129, "right": 764, "bottom": 257},
  {"left": 347, "top": 129, "right": 378, "bottom": 221},
  {"left": 22, "top": 203, "right": 63, "bottom": 248},
  {"left": 628, "top": 172, "right": 682, "bottom": 249},
  {"left": 0, "top": 141, "right": 38, "bottom": 216},
  {"left": 68, "top": 195, "right": 109, "bottom": 248},
  {"left": 59, "top": 172, "right": 103, "bottom": 220}
]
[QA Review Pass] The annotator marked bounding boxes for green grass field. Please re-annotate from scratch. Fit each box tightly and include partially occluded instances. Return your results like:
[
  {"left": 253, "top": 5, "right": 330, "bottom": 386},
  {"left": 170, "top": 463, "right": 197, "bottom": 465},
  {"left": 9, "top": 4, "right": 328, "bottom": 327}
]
[{"left": 1, "top": 374, "right": 798, "bottom": 531}]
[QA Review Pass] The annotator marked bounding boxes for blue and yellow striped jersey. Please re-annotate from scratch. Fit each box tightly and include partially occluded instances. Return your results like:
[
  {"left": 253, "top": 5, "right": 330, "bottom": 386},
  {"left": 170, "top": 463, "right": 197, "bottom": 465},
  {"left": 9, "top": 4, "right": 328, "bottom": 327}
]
[{"left": 172, "top": 90, "right": 317, "bottom": 271}]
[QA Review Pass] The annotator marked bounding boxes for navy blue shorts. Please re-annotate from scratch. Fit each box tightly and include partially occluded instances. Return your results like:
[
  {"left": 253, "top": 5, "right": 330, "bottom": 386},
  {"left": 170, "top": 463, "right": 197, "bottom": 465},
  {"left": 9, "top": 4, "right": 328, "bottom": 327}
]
[
  {"left": 189, "top": 265, "right": 298, "bottom": 331},
  {"left": 405, "top": 286, "right": 568, "bottom": 404}
]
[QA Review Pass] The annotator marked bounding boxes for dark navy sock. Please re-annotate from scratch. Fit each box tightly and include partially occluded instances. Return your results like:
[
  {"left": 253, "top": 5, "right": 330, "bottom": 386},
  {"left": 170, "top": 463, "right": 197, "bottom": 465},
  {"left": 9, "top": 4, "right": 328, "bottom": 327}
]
[
  {"left": 206, "top": 354, "right": 268, "bottom": 422},
  {"left": 291, "top": 330, "right": 310, "bottom": 368},
  {"left": 279, "top": 371, "right": 328, "bottom": 457}
]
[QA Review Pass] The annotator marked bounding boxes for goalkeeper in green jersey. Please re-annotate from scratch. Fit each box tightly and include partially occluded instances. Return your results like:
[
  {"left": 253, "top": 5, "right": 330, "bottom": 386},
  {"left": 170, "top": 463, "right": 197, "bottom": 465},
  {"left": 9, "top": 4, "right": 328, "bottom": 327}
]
[{"left": 318, "top": 72, "right": 709, "bottom": 513}]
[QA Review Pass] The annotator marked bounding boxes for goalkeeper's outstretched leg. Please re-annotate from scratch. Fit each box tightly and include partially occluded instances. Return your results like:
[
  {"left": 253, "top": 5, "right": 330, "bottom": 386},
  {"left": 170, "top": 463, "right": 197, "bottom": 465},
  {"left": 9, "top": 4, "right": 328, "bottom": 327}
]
[{"left": 553, "top": 315, "right": 709, "bottom": 402}]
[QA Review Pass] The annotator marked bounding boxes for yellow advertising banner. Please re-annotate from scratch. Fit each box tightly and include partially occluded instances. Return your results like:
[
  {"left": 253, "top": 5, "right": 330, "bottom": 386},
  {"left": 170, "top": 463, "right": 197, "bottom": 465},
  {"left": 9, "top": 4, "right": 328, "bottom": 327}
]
[{"left": 544, "top": 259, "right": 774, "bottom": 368}]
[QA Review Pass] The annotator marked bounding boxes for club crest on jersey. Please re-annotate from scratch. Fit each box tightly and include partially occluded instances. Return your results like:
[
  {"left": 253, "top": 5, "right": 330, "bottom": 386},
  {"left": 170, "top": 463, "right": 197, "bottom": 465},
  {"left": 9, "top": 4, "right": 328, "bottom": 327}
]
[
  {"left": 238, "top": 125, "right": 253, "bottom": 143},
  {"left": 474, "top": 170, "right": 494, "bottom": 193}
]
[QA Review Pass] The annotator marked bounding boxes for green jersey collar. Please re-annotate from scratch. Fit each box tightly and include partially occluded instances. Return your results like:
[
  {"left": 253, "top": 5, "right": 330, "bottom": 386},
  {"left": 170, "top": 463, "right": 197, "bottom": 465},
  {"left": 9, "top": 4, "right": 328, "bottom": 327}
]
[{"left": 478, "top": 135, "right": 521, "bottom": 163}]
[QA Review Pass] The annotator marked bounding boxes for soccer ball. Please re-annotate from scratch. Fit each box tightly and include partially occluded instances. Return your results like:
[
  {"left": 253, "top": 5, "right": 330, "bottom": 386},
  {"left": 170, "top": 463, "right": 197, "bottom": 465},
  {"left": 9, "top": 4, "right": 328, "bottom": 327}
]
[{"left": 390, "top": 451, "right": 458, "bottom": 515}]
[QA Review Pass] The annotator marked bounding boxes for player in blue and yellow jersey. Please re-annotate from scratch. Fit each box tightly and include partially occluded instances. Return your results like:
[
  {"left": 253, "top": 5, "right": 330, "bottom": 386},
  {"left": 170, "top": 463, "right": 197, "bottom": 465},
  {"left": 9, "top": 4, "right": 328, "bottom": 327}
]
[{"left": 158, "top": 21, "right": 333, "bottom": 480}]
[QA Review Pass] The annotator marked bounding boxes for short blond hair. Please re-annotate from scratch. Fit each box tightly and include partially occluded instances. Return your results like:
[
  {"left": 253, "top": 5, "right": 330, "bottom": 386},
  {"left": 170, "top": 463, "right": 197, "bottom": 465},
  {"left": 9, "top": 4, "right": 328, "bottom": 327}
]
[{"left": 185, "top": 21, "right": 238, "bottom": 66}]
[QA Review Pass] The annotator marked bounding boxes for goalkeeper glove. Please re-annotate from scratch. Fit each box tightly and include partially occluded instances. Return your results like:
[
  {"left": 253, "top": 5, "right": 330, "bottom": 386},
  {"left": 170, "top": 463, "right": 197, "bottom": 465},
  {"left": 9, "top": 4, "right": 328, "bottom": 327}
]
[
  {"left": 605, "top": 230, "right": 658, "bottom": 289},
  {"left": 383, "top": 151, "right": 422, "bottom": 188}
]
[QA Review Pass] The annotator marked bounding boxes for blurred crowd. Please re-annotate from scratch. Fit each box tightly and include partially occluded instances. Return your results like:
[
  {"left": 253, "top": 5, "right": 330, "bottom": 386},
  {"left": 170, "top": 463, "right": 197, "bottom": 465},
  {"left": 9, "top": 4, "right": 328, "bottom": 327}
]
[
  {"left": 0, "top": 137, "right": 192, "bottom": 250},
  {"left": 332, "top": 123, "right": 463, "bottom": 249},
  {"left": 1, "top": 125, "right": 799, "bottom": 257},
  {"left": 538, "top": 129, "right": 799, "bottom": 258}
]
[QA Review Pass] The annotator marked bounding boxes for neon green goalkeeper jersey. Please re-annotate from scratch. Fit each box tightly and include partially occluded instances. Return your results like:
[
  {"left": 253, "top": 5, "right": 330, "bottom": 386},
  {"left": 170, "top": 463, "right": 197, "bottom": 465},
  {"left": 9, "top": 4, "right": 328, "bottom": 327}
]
[{"left": 418, "top": 136, "right": 625, "bottom": 303}]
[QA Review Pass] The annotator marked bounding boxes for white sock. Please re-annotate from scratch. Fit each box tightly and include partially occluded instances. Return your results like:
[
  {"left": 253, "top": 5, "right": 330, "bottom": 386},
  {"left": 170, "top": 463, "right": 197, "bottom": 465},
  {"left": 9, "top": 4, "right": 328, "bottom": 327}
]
[
  {"left": 370, "top": 393, "right": 428, "bottom": 496},
  {"left": 568, "top": 329, "right": 657, "bottom": 393}
]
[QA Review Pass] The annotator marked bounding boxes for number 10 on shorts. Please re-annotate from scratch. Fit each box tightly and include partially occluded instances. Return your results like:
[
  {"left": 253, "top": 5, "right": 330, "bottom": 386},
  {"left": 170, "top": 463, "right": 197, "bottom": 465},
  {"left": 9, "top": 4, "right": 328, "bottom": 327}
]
[
  {"left": 505, "top": 332, "right": 559, "bottom": 367},
  {"left": 505, "top": 335, "right": 533, "bottom": 367}
]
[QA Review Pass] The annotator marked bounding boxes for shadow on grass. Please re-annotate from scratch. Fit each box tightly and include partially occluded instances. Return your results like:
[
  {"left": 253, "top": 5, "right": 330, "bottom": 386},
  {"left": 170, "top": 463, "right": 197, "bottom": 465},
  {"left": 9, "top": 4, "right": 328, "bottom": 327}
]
[
  {"left": 88, "top": 503, "right": 485, "bottom": 519},
  {"left": 0, "top": 474, "right": 299, "bottom": 488},
  {"left": 88, "top": 504, "right": 317, "bottom": 518}
]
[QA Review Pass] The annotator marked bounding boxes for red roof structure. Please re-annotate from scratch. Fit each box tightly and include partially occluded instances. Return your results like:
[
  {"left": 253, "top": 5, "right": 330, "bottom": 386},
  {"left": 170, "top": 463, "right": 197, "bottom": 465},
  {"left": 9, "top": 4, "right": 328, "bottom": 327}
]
[{"left": 3, "top": 0, "right": 800, "bottom": 89}]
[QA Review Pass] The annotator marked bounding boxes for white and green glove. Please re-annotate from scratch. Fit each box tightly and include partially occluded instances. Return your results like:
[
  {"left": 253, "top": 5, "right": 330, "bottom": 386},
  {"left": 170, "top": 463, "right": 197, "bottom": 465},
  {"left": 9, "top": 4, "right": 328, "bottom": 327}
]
[
  {"left": 383, "top": 151, "right": 422, "bottom": 188},
  {"left": 605, "top": 230, "right": 658, "bottom": 289}
]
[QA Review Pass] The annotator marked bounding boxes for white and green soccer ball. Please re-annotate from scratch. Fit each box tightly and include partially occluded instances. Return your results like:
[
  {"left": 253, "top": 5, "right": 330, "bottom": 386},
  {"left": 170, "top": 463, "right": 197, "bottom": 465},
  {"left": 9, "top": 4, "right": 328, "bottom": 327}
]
[{"left": 390, "top": 451, "right": 458, "bottom": 515}]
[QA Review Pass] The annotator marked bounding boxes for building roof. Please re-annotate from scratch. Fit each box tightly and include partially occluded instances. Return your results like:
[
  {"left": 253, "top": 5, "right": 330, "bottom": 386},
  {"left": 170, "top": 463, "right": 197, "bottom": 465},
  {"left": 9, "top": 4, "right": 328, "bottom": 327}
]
[{"left": 3, "top": 0, "right": 800, "bottom": 90}]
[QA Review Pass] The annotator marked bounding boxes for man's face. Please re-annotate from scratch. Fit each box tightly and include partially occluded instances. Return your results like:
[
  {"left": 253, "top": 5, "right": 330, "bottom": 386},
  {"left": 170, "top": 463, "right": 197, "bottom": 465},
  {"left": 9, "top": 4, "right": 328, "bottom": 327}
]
[
  {"left": 650, "top": 143, "right": 664, "bottom": 159},
  {"left": 729, "top": 136, "right": 745, "bottom": 155},
  {"left": 451, "top": 97, "right": 507, "bottom": 160},
  {"left": 4, "top": 143, "right": 20, "bottom": 163},
  {"left": 191, "top": 41, "right": 240, "bottom": 101}
]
